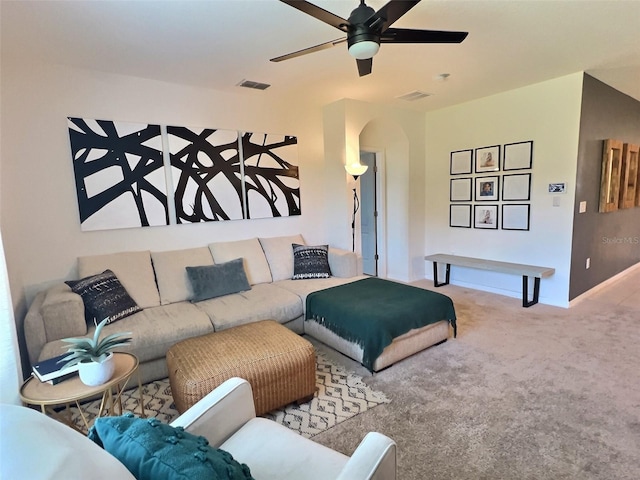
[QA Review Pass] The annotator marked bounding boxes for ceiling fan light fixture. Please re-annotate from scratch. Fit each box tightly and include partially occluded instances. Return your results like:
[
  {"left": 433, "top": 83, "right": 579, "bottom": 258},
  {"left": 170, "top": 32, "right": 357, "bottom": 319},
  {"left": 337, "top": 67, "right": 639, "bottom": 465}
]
[
  {"left": 274, "top": 0, "right": 468, "bottom": 77},
  {"left": 348, "top": 40, "right": 380, "bottom": 60}
]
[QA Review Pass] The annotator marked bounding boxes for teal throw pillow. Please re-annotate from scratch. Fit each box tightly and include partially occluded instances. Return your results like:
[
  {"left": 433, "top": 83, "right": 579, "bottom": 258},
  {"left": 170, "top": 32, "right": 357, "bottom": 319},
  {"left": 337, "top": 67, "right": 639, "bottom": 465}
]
[
  {"left": 88, "top": 413, "right": 254, "bottom": 480},
  {"left": 186, "top": 258, "right": 251, "bottom": 302}
]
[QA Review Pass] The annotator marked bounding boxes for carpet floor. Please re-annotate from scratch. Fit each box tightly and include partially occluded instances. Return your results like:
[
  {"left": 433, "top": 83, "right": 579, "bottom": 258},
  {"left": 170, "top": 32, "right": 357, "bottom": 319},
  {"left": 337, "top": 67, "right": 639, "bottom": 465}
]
[{"left": 310, "top": 266, "right": 640, "bottom": 480}]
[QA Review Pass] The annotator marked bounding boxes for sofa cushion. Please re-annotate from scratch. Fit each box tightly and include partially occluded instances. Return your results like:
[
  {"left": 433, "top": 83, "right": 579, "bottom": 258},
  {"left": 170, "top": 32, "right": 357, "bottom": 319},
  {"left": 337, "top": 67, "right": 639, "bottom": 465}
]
[
  {"left": 65, "top": 270, "right": 142, "bottom": 325},
  {"left": 78, "top": 251, "right": 160, "bottom": 308},
  {"left": 209, "top": 239, "right": 272, "bottom": 285},
  {"left": 292, "top": 244, "right": 331, "bottom": 280},
  {"left": 187, "top": 258, "right": 251, "bottom": 302},
  {"left": 151, "top": 247, "right": 214, "bottom": 305},
  {"left": 274, "top": 276, "right": 365, "bottom": 312},
  {"left": 258, "top": 234, "right": 305, "bottom": 282},
  {"left": 194, "top": 283, "right": 303, "bottom": 331},
  {"left": 110, "top": 303, "right": 214, "bottom": 363},
  {"left": 88, "top": 414, "right": 253, "bottom": 480},
  {"left": 38, "top": 302, "right": 214, "bottom": 365},
  {"left": 41, "top": 284, "right": 87, "bottom": 340},
  {"left": 328, "top": 247, "right": 361, "bottom": 278}
]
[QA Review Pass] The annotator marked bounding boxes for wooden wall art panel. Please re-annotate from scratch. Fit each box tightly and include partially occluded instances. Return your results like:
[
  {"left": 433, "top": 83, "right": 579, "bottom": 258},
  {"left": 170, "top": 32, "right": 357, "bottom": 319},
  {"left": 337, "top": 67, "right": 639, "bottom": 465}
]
[
  {"left": 599, "top": 139, "right": 623, "bottom": 213},
  {"left": 619, "top": 142, "right": 639, "bottom": 209}
]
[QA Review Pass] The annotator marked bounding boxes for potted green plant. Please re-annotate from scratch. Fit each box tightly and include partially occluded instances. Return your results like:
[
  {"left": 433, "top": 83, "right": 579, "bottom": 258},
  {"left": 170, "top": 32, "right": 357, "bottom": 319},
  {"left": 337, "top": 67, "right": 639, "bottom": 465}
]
[{"left": 59, "top": 318, "right": 132, "bottom": 386}]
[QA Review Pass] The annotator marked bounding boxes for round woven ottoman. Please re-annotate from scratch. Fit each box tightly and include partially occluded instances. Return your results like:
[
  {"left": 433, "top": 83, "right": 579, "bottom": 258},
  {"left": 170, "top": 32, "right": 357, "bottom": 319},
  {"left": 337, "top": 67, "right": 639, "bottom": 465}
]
[{"left": 166, "top": 320, "right": 316, "bottom": 415}]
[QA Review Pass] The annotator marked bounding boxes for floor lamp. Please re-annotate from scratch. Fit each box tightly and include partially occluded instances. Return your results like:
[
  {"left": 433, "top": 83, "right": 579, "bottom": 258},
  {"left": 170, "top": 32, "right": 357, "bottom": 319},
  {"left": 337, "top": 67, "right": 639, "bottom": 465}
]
[{"left": 345, "top": 163, "right": 369, "bottom": 252}]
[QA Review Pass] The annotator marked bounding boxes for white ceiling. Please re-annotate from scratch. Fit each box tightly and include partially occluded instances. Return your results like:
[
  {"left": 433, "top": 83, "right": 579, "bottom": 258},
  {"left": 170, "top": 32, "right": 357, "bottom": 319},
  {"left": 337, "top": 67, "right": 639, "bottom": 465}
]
[{"left": 2, "top": 0, "right": 639, "bottom": 112}]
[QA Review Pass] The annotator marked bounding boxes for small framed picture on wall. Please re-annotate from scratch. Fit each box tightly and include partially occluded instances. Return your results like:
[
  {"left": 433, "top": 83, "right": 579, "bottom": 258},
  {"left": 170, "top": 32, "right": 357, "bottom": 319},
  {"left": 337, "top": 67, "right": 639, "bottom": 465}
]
[
  {"left": 502, "top": 173, "right": 531, "bottom": 201},
  {"left": 503, "top": 141, "right": 533, "bottom": 171},
  {"left": 450, "top": 149, "right": 473, "bottom": 175},
  {"left": 475, "top": 145, "right": 500, "bottom": 172},
  {"left": 474, "top": 205, "right": 498, "bottom": 229},
  {"left": 475, "top": 176, "right": 499, "bottom": 201},
  {"left": 450, "top": 177, "right": 473, "bottom": 202},
  {"left": 450, "top": 204, "right": 472, "bottom": 228},
  {"left": 502, "top": 204, "right": 530, "bottom": 231}
]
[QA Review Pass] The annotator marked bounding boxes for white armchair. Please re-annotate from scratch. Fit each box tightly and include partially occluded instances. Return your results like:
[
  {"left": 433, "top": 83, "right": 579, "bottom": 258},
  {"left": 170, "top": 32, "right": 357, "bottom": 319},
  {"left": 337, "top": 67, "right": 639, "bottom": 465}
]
[
  {"left": 171, "top": 377, "right": 397, "bottom": 480},
  {"left": 1, "top": 377, "right": 395, "bottom": 480}
]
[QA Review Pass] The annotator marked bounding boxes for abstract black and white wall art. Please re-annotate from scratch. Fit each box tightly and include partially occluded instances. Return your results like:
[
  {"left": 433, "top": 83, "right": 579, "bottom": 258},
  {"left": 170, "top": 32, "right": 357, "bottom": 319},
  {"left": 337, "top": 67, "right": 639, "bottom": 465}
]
[
  {"left": 68, "top": 118, "right": 301, "bottom": 229},
  {"left": 67, "top": 118, "right": 169, "bottom": 231},
  {"left": 167, "top": 126, "right": 244, "bottom": 223},
  {"left": 241, "top": 132, "right": 300, "bottom": 219}
]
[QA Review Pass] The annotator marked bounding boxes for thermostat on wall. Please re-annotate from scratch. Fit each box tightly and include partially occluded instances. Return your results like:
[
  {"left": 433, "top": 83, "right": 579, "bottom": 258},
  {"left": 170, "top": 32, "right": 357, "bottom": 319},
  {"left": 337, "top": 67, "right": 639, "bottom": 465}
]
[{"left": 548, "top": 182, "right": 566, "bottom": 193}]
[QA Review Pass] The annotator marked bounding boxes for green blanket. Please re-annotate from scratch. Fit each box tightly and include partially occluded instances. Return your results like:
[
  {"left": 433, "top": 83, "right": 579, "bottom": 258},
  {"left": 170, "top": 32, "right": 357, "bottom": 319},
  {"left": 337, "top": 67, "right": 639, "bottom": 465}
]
[{"left": 306, "top": 278, "right": 457, "bottom": 371}]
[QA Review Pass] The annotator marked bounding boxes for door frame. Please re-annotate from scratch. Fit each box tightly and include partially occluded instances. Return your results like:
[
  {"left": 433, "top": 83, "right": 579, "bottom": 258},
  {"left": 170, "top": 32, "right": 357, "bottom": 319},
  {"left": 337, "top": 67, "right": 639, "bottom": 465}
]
[{"left": 360, "top": 147, "right": 387, "bottom": 278}]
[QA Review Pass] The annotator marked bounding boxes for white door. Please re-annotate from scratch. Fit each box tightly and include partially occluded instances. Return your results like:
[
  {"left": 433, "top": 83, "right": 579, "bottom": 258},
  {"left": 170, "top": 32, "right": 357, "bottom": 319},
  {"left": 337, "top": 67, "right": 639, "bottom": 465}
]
[{"left": 360, "top": 152, "right": 377, "bottom": 276}]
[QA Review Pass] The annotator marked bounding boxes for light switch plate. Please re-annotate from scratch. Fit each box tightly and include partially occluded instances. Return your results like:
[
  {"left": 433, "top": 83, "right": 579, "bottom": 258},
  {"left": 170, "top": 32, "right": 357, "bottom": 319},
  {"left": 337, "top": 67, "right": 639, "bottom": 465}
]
[{"left": 579, "top": 201, "right": 587, "bottom": 213}]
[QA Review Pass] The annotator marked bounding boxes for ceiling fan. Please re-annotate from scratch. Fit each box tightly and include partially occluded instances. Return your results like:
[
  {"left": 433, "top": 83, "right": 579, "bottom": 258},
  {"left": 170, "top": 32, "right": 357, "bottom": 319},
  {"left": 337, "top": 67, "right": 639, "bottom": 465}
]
[{"left": 271, "top": 0, "right": 468, "bottom": 77}]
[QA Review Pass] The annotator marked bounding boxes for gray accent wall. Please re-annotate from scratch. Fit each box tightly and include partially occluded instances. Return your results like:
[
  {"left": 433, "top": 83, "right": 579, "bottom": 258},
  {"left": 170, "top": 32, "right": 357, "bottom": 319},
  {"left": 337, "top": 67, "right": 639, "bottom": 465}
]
[{"left": 570, "top": 74, "right": 640, "bottom": 300}]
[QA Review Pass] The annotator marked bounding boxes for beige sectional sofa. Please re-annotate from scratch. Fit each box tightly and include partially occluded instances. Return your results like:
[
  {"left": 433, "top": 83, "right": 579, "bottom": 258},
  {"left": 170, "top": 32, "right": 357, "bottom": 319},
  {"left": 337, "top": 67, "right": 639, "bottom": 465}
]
[{"left": 24, "top": 234, "right": 365, "bottom": 384}]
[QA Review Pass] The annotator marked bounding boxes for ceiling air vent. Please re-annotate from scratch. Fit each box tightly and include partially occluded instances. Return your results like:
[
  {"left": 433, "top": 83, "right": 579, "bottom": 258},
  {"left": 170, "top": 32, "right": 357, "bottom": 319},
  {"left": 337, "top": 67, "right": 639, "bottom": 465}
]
[
  {"left": 237, "top": 79, "right": 271, "bottom": 90},
  {"left": 397, "top": 90, "right": 432, "bottom": 101}
]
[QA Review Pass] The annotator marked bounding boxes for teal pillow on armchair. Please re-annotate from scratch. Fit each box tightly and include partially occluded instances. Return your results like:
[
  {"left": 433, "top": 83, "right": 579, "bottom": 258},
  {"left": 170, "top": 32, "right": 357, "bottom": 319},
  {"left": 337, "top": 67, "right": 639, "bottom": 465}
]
[{"left": 88, "top": 413, "right": 254, "bottom": 480}]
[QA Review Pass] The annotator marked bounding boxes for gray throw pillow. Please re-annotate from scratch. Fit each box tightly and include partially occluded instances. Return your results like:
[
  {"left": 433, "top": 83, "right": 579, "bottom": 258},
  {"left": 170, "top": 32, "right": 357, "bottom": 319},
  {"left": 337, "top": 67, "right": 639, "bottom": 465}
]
[
  {"left": 292, "top": 244, "right": 331, "bottom": 280},
  {"left": 186, "top": 258, "right": 251, "bottom": 302}
]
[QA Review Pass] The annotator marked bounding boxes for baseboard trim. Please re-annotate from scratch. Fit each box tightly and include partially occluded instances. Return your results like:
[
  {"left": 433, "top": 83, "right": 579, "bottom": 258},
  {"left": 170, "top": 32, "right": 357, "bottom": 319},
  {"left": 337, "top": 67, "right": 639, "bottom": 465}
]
[{"left": 569, "top": 262, "right": 640, "bottom": 307}]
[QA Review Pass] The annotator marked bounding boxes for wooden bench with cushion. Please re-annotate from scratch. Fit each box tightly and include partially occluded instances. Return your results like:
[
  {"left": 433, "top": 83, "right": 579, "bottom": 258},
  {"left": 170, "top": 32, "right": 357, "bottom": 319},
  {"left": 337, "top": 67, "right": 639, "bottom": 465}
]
[{"left": 424, "top": 253, "right": 555, "bottom": 307}]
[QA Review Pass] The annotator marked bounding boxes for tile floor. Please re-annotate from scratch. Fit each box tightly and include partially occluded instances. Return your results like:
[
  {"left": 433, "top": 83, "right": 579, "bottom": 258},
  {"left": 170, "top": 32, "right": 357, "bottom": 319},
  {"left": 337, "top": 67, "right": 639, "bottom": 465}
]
[{"left": 573, "top": 264, "right": 640, "bottom": 308}]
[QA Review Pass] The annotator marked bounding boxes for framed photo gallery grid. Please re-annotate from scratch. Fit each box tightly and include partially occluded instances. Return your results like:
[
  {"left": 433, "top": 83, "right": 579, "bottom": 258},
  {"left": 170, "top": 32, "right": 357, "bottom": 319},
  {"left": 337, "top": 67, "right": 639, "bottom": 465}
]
[{"left": 449, "top": 141, "right": 533, "bottom": 230}]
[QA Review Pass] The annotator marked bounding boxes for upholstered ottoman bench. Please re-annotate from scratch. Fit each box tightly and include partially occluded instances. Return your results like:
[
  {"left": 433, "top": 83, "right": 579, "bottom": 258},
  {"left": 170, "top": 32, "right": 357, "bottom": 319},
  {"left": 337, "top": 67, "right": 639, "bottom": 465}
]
[{"left": 166, "top": 320, "right": 316, "bottom": 415}]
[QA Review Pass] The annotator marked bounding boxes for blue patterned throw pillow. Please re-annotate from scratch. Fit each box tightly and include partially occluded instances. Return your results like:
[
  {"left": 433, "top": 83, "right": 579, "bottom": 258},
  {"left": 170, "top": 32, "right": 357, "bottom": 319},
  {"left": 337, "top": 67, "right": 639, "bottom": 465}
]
[
  {"left": 65, "top": 270, "right": 142, "bottom": 324},
  {"left": 292, "top": 244, "right": 331, "bottom": 280},
  {"left": 88, "top": 414, "right": 254, "bottom": 480}
]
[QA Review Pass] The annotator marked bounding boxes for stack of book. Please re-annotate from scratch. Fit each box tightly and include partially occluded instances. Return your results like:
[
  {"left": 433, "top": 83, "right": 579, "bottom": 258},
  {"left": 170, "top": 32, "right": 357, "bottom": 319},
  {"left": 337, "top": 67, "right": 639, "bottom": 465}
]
[{"left": 32, "top": 354, "right": 79, "bottom": 385}]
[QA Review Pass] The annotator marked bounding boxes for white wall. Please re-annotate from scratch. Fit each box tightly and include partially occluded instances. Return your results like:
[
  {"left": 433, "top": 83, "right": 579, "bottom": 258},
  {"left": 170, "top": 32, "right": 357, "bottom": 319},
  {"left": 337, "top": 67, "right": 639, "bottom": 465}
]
[
  {"left": 322, "top": 100, "right": 351, "bottom": 251},
  {"left": 359, "top": 119, "right": 410, "bottom": 281},
  {"left": 0, "top": 58, "right": 586, "bottom": 345},
  {"left": 0, "top": 62, "right": 329, "bottom": 310},
  {"left": 323, "top": 99, "right": 426, "bottom": 282},
  {"left": 424, "top": 73, "right": 584, "bottom": 307},
  {"left": 0, "top": 232, "right": 22, "bottom": 405}
]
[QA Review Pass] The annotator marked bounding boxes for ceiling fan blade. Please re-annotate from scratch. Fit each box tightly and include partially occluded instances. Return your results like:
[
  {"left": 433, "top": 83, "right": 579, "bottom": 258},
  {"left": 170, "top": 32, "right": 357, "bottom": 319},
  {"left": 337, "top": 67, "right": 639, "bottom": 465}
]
[
  {"left": 381, "top": 28, "right": 468, "bottom": 43},
  {"left": 366, "top": 0, "right": 422, "bottom": 32},
  {"left": 356, "top": 58, "right": 373, "bottom": 77},
  {"left": 279, "top": 0, "right": 349, "bottom": 32},
  {"left": 270, "top": 37, "right": 347, "bottom": 62}
]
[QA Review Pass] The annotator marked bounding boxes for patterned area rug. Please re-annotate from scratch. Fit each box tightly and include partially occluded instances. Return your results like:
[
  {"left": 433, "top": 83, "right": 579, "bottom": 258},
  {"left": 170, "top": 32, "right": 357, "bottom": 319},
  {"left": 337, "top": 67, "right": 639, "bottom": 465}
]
[
  {"left": 70, "top": 351, "right": 389, "bottom": 438},
  {"left": 263, "top": 351, "right": 390, "bottom": 438}
]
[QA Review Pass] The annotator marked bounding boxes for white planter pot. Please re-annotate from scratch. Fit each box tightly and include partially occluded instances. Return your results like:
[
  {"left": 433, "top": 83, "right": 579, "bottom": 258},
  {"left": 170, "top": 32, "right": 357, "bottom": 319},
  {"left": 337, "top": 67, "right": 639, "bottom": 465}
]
[{"left": 78, "top": 353, "right": 115, "bottom": 386}]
